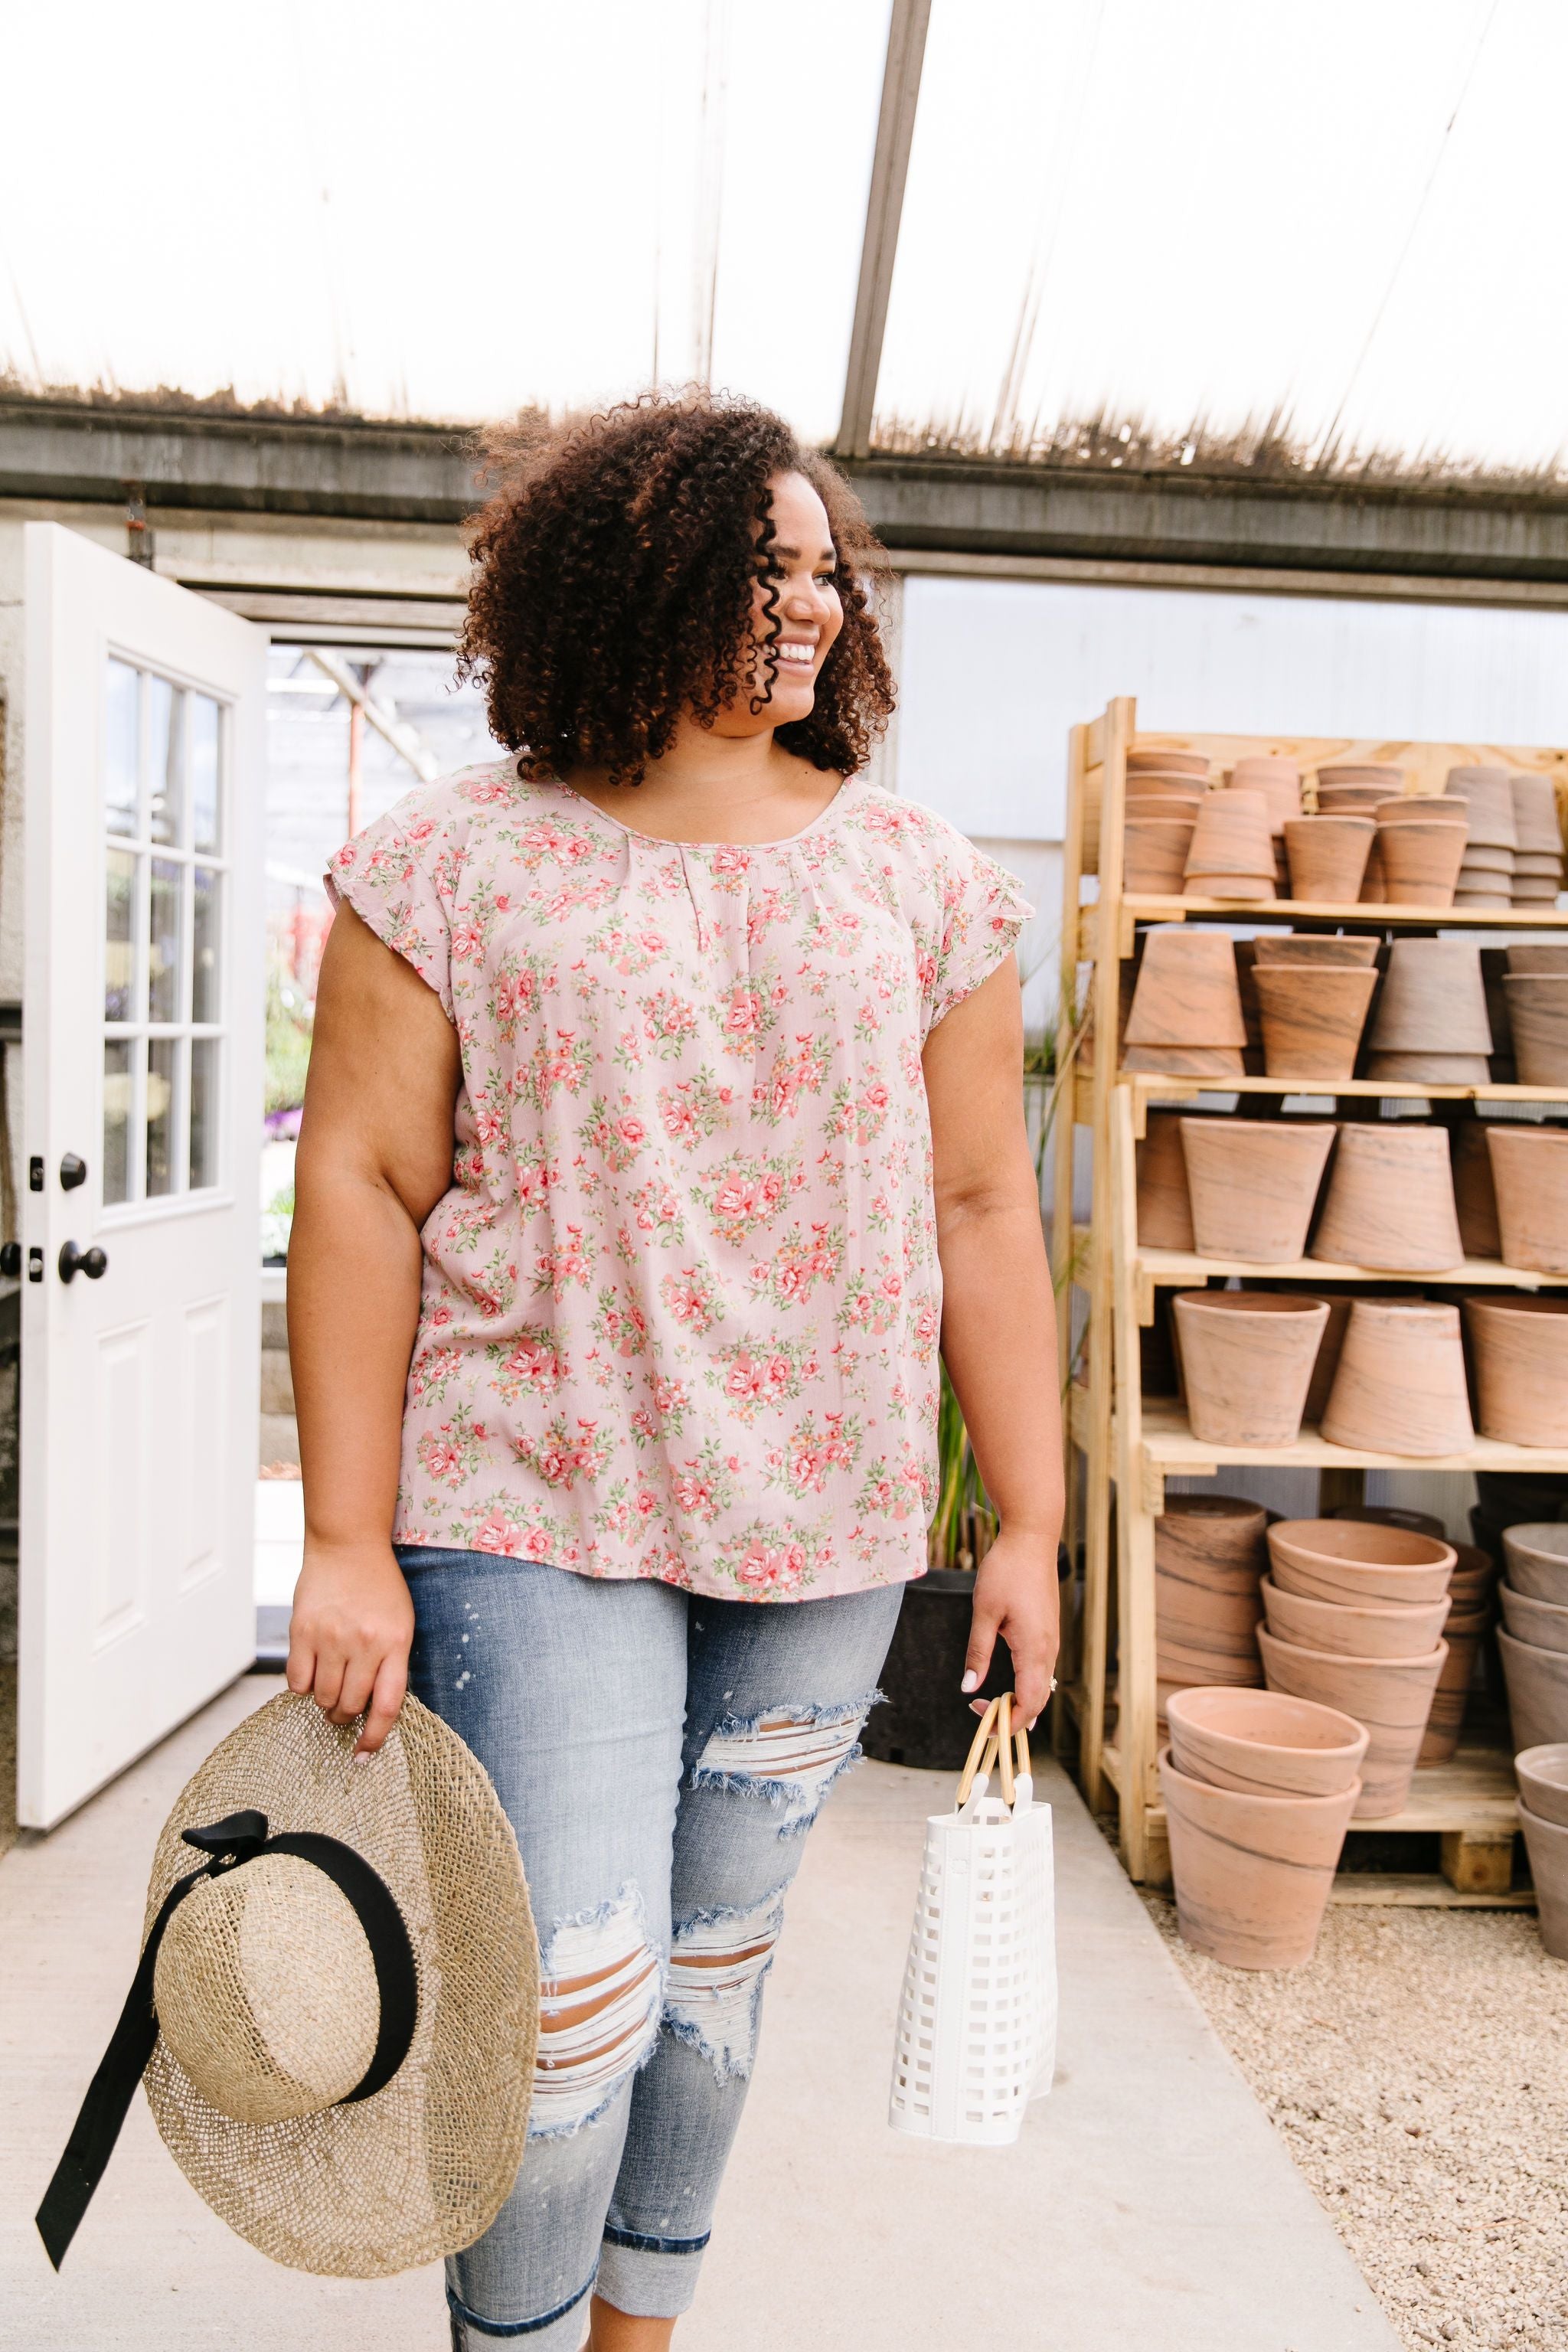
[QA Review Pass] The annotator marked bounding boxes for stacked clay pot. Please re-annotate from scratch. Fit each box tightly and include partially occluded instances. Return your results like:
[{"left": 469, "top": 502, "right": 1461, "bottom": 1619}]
[
  {"left": 1135, "top": 1110, "right": 1196, "bottom": 1249},
  {"left": 1509, "top": 773, "right": 1564, "bottom": 906},
  {"left": 1229, "top": 756, "right": 1301, "bottom": 894},
  {"left": 1125, "top": 773, "right": 1204, "bottom": 894},
  {"left": 1178, "top": 1116, "right": 1335, "bottom": 1263},
  {"left": 1364, "top": 939, "right": 1492, "bottom": 1086},
  {"left": 1184, "top": 787, "right": 1276, "bottom": 902},
  {"left": 1252, "top": 943, "right": 1377, "bottom": 1082},
  {"left": 1320, "top": 1298, "right": 1475, "bottom": 1455},
  {"left": 1309, "top": 1122, "right": 1465, "bottom": 1272},
  {"left": 1486, "top": 1122, "right": 1568, "bottom": 1272},
  {"left": 1122, "top": 928, "right": 1246, "bottom": 1077},
  {"left": 1171, "top": 1291, "right": 1329, "bottom": 1446},
  {"left": 1504, "top": 943, "right": 1568, "bottom": 1086},
  {"left": 1453, "top": 1122, "right": 1503, "bottom": 1259},
  {"left": 1154, "top": 1495, "right": 1267, "bottom": 1712},
  {"left": 1499, "top": 1526, "right": 1568, "bottom": 1754},
  {"left": 1514, "top": 1743, "right": 1568, "bottom": 1960},
  {"left": 1282, "top": 815, "right": 1374, "bottom": 905},
  {"left": 1314, "top": 763, "right": 1406, "bottom": 901},
  {"left": 1421, "top": 1540, "right": 1498, "bottom": 1765},
  {"left": 1446, "top": 764, "right": 1517, "bottom": 906},
  {"left": 1257, "top": 1518, "right": 1453, "bottom": 1815},
  {"left": 1372, "top": 792, "right": 1468, "bottom": 908},
  {"left": 1465, "top": 1294, "right": 1568, "bottom": 1446},
  {"left": 1160, "top": 1687, "right": 1365, "bottom": 1968}
]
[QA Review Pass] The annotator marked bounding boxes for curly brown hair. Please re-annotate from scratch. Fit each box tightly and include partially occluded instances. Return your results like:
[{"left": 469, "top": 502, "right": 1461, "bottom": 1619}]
[{"left": 458, "top": 391, "right": 896, "bottom": 787}]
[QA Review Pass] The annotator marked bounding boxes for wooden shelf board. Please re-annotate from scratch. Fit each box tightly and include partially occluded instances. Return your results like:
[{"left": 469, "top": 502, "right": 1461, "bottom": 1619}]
[
  {"left": 1135, "top": 1246, "right": 1568, "bottom": 1293},
  {"left": 1106, "top": 1073, "right": 1568, "bottom": 1107},
  {"left": 1136, "top": 1398, "right": 1568, "bottom": 1475},
  {"left": 1103, "top": 1740, "right": 1517, "bottom": 1838},
  {"left": 1122, "top": 894, "right": 1568, "bottom": 929}
]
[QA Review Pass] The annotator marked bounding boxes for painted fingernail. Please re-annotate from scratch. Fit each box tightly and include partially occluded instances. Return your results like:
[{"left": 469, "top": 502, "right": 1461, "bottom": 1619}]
[
  {"left": 354, "top": 1750, "right": 374, "bottom": 1765},
  {"left": 960, "top": 1671, "right": 978, "bottom": 1693}
]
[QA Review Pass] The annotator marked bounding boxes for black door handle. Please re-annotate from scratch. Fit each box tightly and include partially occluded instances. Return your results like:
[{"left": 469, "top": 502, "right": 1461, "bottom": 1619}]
[
  {"left": 59, "top": 1240, "right": 108, "bottom": 1283},
  {"left": 60, "top": 1153, "right": 87, "bottom": 1191}
]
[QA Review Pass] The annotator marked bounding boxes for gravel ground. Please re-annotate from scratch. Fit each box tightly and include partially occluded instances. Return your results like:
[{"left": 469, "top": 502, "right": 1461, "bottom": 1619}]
[{"left": 1144, "top": 1899, "right": 1568, "bottom": 2350}]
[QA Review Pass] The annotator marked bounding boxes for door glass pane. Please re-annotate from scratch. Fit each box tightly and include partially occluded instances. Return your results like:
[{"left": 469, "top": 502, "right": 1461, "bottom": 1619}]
[
  {"left": 190, "top": 694, "right": 221, "bottom": 852},
  {"left": 105, "top": 658, "right": 139, "bottom": 835},
  {"left": 103, "top": 1040, "right": 133, "bottom": 1204},
  {"left": 149, "top": 858, "right": 183, "bottom": 1024},
  {"left": 148, "top": 678, "right": 182, "bottom": 847},
  {"left": 190, "top": 1039, "right": 220, "bottom": 1188},
  {"left": 105, "top": 848, "right": 138, "bottom": 1022},
  {"left": 146, "top": 1037, "right": 178, "bottom": 1197},
  {"left": 192, "top": 866, "right": 221, "bottom": 1024}
]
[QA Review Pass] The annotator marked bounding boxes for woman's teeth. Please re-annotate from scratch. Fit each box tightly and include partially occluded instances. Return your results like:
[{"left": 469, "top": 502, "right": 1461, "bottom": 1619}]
[{"left": 776, "top": 642, "right": 815, "bottom": 667}]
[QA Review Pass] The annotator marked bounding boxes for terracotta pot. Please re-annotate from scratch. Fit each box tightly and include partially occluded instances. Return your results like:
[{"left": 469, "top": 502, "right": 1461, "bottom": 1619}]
[
  {"left": 1514, "top": 1743, "right": 1568, "bottom": 1828},
  {"left": 1466, "top": 1294, "right": 1568, "bottom": 1446},
  {"left": 1309, "top": 1125, "right": 1463, "bottom": 1272},
  {"left": 1178, "top": 1117, "right": 1334, "bottom": 1263},
  {"left": 1330, "top": 1503, "right": 1448, "bottom": 1539},
  {"left": 1158, "top": 1494, "right": 1269, "bottom": 1568},
  {"left": 1184, "top": 789, "right": 1275, "bottom": 883},
  {"left": 1377, "top": 822, "right": 1468, "bottom": 906},
  {"left": 1261, "top": 1575, "right": 1449, "bottom": 1660},
  {"left": 1370, "top": 939, "right": 1491, "bottom": 1053},
  {"left": 1517, "top": 1805, "right": 1568, "bottom": 1962},
  {"left": 1129, "top": 748, "right": 1210, "bottom": 777},
  {"left": 1299, "top": 1292, "right": 1353, "bottom": 1423},
  {"left": 1504, "top": 976, "right": 1568, "bottom": 1084},
  {"left": 1171, "top": 1292, "right": 1329, "bottom": 1446},
  {"left": 1363, "top": 1053, "right": 1491, "bottom": 1085},
  {"left": 1359, "top": 835, "right": 1387, "bottom": 903},
  {"left": 1125, "top": 819, "right": 1197, "bottom": 894},
  {"left": 1183, "top": 873, "right": 1277, "bottom": 905},
  {"left": 1452, "top": 889, "right": 1513, "bottom": 910},
  {"left": 1510, "top": 773, "right": 1562, "bottom": 853},
  {"left": 1253, "top": 965, "right": 1376, "bottom": 1082},
  {"left": 1135, "top": 1111, "right": 1196, "bottom": 1250},
  {"left": 1229, "top": 759, "right": 1302, "bottom": 834},
  {"left": 1498, "top": 1627, "right": 1568, "bottom": 1749},
  {"left": 1512, "top": 881, "right": 1563, "bottom": 904},
  {"left": 1318, "top": 788, "right": 1393, "bottom": 814},
  {"left": 1158, "top": 1640, "right": 1264, "bottom": 1690},
  {"left": 1501, "top": 1524, "right": 1568, "bottom": 1606},
  {"left": 1165, "top": 1685, "right": 1367, "bottom": 1798},
  {"left": 1446, "top": 766, "right": 1517, "bottom": 848},
  {"left": 1158, "top": 1749, "right": 1359, "bottom": 1969},
  {"left": 1250, "top": 934, "right": 1379, "bottom": 968},
  {"left": 1127, "top": 790, "right": 1205, "bottom": 818},
  {"left": 1317, "top": 763, "right": 1406, "bottom": 791},
  {"left": 1282, "top": 816, "right": 1374, "bottom": 903},
  {"left": 1506, "top": 944, "right": 1568, "bottom": 976},
  {"left": 1453, "top": 1122, "right": 1502, "bottom": 1259},
  {"left": 1486, "top": 1126, "right": 1568, "bottom": 1273},
  {"left": 1155, "top": 1494, "right": 1268, "bottom": 1667},
  {"left": 1266, "top": 1517, "right": 1455, "bottom": 1605},
  {"left": 1374, "top": 795, "right": 1468, "bottom": 828},
  {"left": 1256, "top": 1626, "right": 1447, "bottom": 1818},
  {"left": 1417, "top": 1609, "right": 1489, "bottom": 1766},
  {"left": 1122, "top": 1044, "right": 1248, "bottom": 1077},
  {"left": 1124, "top": 928, "right": 1246, "bottom": 1049},
  {"left": 1320, "top": 1298, "right": 1475, "bottom": 1454},
  {"left": 1459, "top": 845, "right": 1518, "bottom": 876},
  {"left": 1501, "top": 1582, "right": 1568, "bottom": 1655}
]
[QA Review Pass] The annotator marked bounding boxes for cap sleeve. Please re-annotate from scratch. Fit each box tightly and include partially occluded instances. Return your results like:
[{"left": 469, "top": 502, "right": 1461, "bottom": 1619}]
[
  {"left": 325, "top": 793, "right": 458, "bottom": 1020},
  {"left": 923, "top": 837, "right": 1034, "bottom": 1037}
]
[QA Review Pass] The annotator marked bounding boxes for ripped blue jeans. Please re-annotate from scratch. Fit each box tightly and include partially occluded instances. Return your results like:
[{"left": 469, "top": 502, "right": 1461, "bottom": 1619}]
[{"left": 400, "top": 1547, "right": 904, "bottom": 2347}]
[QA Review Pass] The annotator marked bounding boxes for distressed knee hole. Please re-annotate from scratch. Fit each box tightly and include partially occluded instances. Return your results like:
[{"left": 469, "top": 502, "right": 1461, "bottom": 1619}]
[
  {"left": 691, "top": 1695, "right": 879, "bottom": 1832},
  {"left": 530, "top": 1890, "right": 662, "bottom": 2138},
  {"left": 665, "top": 1890, "right": 786, "bottom": 2081}
]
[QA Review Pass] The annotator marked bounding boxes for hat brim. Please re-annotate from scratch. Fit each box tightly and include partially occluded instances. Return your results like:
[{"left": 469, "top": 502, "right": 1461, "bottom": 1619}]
[{"left": 142, "top": 1691, "right": 537, "bottom": 2277}]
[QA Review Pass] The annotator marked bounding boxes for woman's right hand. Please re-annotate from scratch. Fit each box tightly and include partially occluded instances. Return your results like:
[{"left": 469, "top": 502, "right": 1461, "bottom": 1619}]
[{"left": 286, "top": 1537, "right": 415, "bottom": 1758}]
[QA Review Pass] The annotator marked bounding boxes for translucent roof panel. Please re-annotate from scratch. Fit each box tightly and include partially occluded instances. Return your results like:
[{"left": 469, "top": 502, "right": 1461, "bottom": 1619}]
[{"left": 876, "top": 0, "right": 1568, "bottom": 475}]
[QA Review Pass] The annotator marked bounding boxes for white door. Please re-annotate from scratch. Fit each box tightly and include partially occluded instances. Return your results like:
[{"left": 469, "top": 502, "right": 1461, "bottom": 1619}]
[{"left": 18, "top": 523, "right": 266, "bottom": 1828}]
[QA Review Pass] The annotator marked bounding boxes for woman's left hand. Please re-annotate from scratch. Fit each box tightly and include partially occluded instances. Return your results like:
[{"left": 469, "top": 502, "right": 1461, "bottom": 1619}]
[{"left": 961, "top": 1528, "right": 1061, "bottom": 1729}]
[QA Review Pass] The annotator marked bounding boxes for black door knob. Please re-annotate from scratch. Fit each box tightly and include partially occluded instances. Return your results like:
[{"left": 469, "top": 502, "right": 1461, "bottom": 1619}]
[
  {"left": 59, "top": 1240, "right": 108, "bottom": 1283},
  {"left": 60, "top": 1153, "right": 87, "bottom": 1191},
  {"left": 0, "top": 1242, "right": 19, "bottom": 1279}
]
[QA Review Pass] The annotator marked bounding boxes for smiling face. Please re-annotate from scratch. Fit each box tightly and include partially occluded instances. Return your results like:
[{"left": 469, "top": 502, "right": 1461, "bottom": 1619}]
[{"left": 714, "top": 469, "right": 844, "bottom": 737}]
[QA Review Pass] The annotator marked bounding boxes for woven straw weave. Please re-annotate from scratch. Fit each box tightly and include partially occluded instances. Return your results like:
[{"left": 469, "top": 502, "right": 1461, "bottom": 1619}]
[{"left": 141, "top": 1692, "right": 537, "bottom": 2277}]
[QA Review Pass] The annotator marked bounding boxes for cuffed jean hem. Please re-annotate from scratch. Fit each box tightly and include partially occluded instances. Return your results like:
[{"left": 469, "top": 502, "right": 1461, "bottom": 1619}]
[
  {"left": 595, "top": 2230, "right": 709, "bottom": 2319},
  {"left": 446, "top": 2275, "right": 595, "bottom": 2348}
]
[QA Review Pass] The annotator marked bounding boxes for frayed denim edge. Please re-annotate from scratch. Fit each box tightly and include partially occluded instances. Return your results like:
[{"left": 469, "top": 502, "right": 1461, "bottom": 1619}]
[
  {"left": 526, "top": 1881, "right": 665, "bottom": 2147},
  {"left": 688, "top": 1687, "right": 885, "bottom": 1831},
  {"left": 662, "top": 1883, "right": 789, "bottom": 2083}
]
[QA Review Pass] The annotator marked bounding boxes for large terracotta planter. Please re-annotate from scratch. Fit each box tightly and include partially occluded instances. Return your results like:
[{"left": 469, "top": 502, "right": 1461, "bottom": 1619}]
[
  {"left": 1135, "top": 1110, "right": 1197, "bottom": 1249},
  {"left": 1171, "top": 1292, "right": 1329, "bottom": 1446},
  {"left": 1446, "top": 765, "right": 1517, "bottom": 847},
  {"left": 1518, "top": 1805, "right": 1568, "bottom": 1962},
  {"left": 1250, "top": 934, "right": 1379, "bottom": 969},
  {"left": 1165, "top": 1686, "right": 1367, "bottom": 1798},
  {"left": 1377, "top": 822, "right": 1467, "bottom": 906},
  {"left": 1501, "top": 1524, "right": 1568, "bottom": 1606},
  {"left": 1123, "top": 929, "right": 1246, "bottom": 1074},
  {"left": 1504, "top": 943, "right": 1568, "bottom": 976},
  {"left": 1514, "top": 1743, "right": 1568, "bottom": 1828},
  {"left": 1266, "top": 1517, "right": 1455, "bottom": 1606},
  {"left": 1501, "top": 1583, "right": 1568, "bottom": 1655},
  {"left": 1155, "top": 1494, "right": 1268, "bottom": 1671},
  {"left": 1499, "top": 1627, "right": 1568, "bottom": 1749},
  {"left": 1487, "top": 1125, "right": 1568, "bottom": 1273},
  {"left": 1320, "top": 1298, "right": 1475, "bottom": 1454},
  {"left": 1125, "top": 819, "right": 1196, "bottom": 894},
  {"left": 1261, "top": 1575, "right": 1449, "bottom": 1660},
  {"left": 1370, "top": 939, "right": 1490, "bottom": 1053},
  {"left": 1363, "top": 1052, "right": 1491, "bottom": 1086},
  {"left": 1417, "top": 1608, "right": 1489, "bottom": 1766},
  {"left": 1253, "top": 965, "right": 1377, "bottom": 1082},
  {"left": 1158, "top": 1749, "right": 1359, "bottom": 1969},
  {"left": 1282, "top": 816, "right": 1374, "bottom": 903},
  {"left": 1465, "top": 1294, "right": 1568, "bottom": 1446},
  {"left": 1504, "top": 976, "right": 1568, "bottom": 1086},
  {"left": 1230, "top": 758, "right": 1302, "bottom": 835},
  {"left": 1184, "top": 788, "right": 1274, "bottom": 887},
  {"left": 1256, "top": 1627, "right": 1447, "bottom": 1818},
  {"left": 1309, "top": 1124, "right": 1464, "bottom": 1272},
  {"left": 1178, "top": 1117, "right": 1334, "bottom": 1263},
  {"left": 1453, "top": 1122, "right": 1503, "bottom": 1259}
]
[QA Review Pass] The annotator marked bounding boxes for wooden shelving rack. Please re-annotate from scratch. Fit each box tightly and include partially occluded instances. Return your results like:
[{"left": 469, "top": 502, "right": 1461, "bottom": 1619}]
[{"left": 1052, "top": 697, "right": 1568, "bottom": 1903}]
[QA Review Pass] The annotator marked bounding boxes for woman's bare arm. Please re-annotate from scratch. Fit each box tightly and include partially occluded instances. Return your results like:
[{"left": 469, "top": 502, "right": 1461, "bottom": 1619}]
[
  {"left": 923, "top": 958, "right": 1064, "bottom": 1728},
  {"left": 286, "top": 903, "right": 462, "bottom": 1754}
]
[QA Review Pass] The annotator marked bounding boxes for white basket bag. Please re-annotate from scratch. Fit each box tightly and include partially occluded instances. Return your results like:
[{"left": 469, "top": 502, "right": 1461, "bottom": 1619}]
[{"left": 888, "top": 1692, "right": 1057, "bottom": 2148}]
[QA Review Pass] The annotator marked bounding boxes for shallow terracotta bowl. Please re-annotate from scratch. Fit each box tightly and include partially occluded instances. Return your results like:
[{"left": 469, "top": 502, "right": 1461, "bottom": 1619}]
[
  {"left": 1515, "top": 1743, "right": 1568, "bottom": 1829},
  {"left": 1261, "top": 1575, "right": 1450, "bottom": 1660},
  {"left": 1164, "top": 1685, "right": 1367, "bottom": 1798}
]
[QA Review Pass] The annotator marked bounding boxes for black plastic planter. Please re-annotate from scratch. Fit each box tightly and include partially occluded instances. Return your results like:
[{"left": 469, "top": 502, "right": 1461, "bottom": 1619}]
[{"left": 862, "top": 1548, "right": 1070, "bottom": 1772}]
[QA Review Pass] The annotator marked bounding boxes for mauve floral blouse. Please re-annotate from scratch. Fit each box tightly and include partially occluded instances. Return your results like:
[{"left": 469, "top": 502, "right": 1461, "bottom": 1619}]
[{"left": 327, "top": 760, "right": 1031, "bottom": 1600}]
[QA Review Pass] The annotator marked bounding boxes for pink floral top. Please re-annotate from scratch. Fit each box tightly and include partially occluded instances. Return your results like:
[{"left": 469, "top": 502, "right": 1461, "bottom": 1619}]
[{"left": 327, "top": 760, "right": 1031, "bottom": 1600}]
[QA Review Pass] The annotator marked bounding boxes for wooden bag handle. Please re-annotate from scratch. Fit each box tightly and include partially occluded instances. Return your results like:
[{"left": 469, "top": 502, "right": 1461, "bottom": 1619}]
[{"left": 956, "top": 1693, "right": 1033, "bottom": 1809}]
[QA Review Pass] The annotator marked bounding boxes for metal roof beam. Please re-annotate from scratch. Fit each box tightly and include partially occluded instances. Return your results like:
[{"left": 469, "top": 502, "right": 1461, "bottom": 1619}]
[{"left": 835, "top": 0, "right": 930, "bottom": 462}]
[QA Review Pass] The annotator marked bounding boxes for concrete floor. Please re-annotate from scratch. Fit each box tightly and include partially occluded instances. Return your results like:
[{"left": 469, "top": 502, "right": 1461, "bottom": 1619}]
[{"left": 0, "top": 1677, "right": 1401, "bottom": 2352}]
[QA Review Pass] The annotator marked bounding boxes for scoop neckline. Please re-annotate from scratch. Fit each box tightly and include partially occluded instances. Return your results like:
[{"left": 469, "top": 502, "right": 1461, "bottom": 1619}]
[{"left": 548, "top": 772, "right": 858, "bottom": 852}]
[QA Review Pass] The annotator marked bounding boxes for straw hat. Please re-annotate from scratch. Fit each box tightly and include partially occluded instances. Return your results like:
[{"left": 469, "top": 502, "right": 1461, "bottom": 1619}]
[{"left": 38, "top": 1692, "right": 537, "bottom": 2278}]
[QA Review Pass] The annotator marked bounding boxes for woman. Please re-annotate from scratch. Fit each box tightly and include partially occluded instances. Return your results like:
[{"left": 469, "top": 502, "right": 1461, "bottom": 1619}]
[{"left": 286, "top": 392, "right": 1063, "bottom": 2350}]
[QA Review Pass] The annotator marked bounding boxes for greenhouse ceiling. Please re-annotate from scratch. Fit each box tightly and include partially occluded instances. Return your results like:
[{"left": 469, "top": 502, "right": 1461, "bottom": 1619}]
[{"left": 2, "top": 0, "right": 1560, "bottom": 485}]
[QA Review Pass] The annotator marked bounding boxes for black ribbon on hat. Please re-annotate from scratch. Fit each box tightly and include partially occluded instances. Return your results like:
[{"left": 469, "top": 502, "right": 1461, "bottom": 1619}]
[{"left": 36, "top": 1809, "right": 419, "bottom": 2271}]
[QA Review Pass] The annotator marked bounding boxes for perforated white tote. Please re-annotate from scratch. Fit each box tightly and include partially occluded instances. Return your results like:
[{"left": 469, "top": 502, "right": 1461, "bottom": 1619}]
[{"left": 888, "top": 1694, "right": 1057, "bottom": 2148}]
